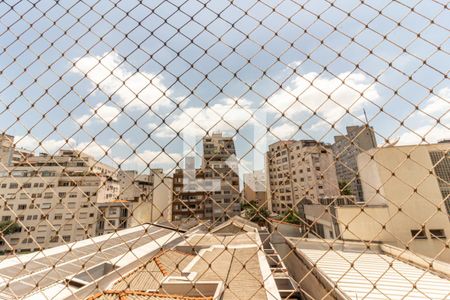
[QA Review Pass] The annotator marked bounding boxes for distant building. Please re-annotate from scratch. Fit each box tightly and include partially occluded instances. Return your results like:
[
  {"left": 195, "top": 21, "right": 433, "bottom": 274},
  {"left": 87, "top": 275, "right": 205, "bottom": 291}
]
[
  {"left": 243, "top": 170, "right": 267, "bottom": 206},
  {"left": 266, "top": 140, "right": 340, "bottom": 215},
  {"left": 0, "top": 134, "right": 33, "bottom": 167},
  {"left": 302, "top": 142, "right": 450, "bottom": 263},
  {"left": 97, "top": 169, "right": 173, "bottom": 235},
  {"left": 172, "top": 167, "right": 209, "bottom": 221},
  {"left": 172, "top": 133, "right": 240, "bottom": 222},
  {"left": 202, "top": 133, "right": 240, "bottom": 221},
  {"left": 0, "top": 134, "right": 15, "bottom": 166},
  {"left": 332, "top": 125, "right": 377, "bottom": 201},
  {"left": 0, "top": 150, "right": 120, "bottom": 253}
]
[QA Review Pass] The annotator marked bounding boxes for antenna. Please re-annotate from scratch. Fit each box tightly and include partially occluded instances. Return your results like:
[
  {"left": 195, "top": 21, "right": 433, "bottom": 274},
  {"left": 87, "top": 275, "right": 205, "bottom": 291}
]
[{"left": 363, "top": 108, "right": 369, "bottom": 126}]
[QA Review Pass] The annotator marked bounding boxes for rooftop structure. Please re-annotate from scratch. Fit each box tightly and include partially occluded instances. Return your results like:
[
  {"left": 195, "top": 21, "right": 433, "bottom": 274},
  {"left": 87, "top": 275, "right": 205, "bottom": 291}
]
[
  {"left": 288, "top": 238, "right": 450, "bottom": 300},
  {"left": 0, "top": 218, "right": 294, "bottom": 300}
]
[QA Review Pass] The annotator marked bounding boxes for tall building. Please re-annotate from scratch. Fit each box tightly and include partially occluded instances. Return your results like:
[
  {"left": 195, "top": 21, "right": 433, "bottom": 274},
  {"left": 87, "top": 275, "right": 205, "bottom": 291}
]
[
  {"left": 332, "top": 125, "right": 377, "bottom": 201},
  {"left": 0, "top": 150, "right": 120, "bottom": 253},
  {"left": 0, "top": 143, "right": 174, "bottom": 252},
  {"left": 201, "top": 133, "right": 240, "bottom": 221},
  {"left": 266, "top": 140, "right": 341, "bottom": 215},
  {"left": 243, "top": 170, "right": 267, "bottom": 206},
  {"left": 172, "top": 133, "right": 240, "bottom": 222},
  {"left": 172, "top": 167, "right": 208, "bottom": 221}
]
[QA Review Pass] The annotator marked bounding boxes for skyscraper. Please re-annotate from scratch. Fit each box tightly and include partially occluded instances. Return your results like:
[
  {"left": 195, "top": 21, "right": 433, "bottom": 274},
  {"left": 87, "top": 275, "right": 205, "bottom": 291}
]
[{"left": 332, "top": 125, "right": 377, "bottom": 202}]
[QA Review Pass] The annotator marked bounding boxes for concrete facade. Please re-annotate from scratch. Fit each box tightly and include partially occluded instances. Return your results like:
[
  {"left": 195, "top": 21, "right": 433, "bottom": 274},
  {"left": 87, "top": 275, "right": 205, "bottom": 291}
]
[
  {"left": 0, "top": 150, "right": 121, "bottom": 253},
  {"left": 266, "top": 140, "right": 340, "bottom": 215},
  {"left": 243, "top": 170, "right": 267, "bottom": 206},
  {"left": 332, "top": 125, "right": 377, "bottom": 202},
  {"left": 172, "top": 133, "right": 241, "bottom": 222},
  {"left": 304, "top": 143, "right": 450, "bottom": 262}
]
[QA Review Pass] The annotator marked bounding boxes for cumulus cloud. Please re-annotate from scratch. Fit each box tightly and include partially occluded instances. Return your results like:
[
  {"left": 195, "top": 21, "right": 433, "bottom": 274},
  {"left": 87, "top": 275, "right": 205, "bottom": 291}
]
[
  {"left": 15, "top": 135, "right": 76, "bottom": 155},
  {"left": 76, "top": 103, "right": 122, "bottom": 125},
  {"left": 398, "top": 87, "right": 450, "bottom": 145},
  {"left": 270, "top": 122, "right": 298, "bottom": 140},
  {"left": 266, "top": 71, "right": 379, "bottom": 124},
  {"left": 72, "top": 52, "right": 171, "bottom": 111},
  {"left": 154, "top": 98, "right": 255, "bottom": 139},
  {"left": 115, "top": 150, "right": 183, "bottom": 170}
]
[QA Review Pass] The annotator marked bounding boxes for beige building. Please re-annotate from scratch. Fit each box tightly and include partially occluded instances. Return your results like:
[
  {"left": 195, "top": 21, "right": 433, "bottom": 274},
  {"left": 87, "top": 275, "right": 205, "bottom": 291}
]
[
  {"left": 0, "top": 134, "right": 33, "bottom": 167},
  {"left": 172, "top": 133, "right": 241, "bottom": 222},
  {"left": 0, "top": 150, "right": 120, "bottom": 253},
  {"left": 97, "top": 169, "right": 173, "bottom": 235},
  {"left": 202, "top": 133, "right": 240, "bottom": 221},
  {"left": 332, "top": 125, "right": 377, "bottom": 201},
  {"left": 266, "top": 140, "right": 340, "bottom": 215},
  {"left": 0, "top": 146, "right": 174, "bottom": 252},
  {"left": 0, "top": 134, "right": 14, "bottom": 167},
  {"left": 243, "top": 170, "right": 267, "bottom": 206},
  {"left": 303, "top": 142, "right": 450, "bottom": 263}
]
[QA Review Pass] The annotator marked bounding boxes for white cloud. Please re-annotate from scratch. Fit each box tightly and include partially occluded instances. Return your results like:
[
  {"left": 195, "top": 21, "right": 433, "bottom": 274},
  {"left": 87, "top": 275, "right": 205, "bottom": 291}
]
[
  {"left": 76, "top": 103, "right": 121, "bottom": 125},
  {"left": 15, "top": 135, "right": 76, "bottom": 155},
  {"left": 115, "top": 150, "right": 183, "bottom": 170},
  {"left": 270, "top": 122, "right": 298, "bottom": 140},
  {"left": 266, "top": 71, "right": 379, "bottom": 124},
  {"left": 155, "top": 98, "right": 255, "bottom": 139},
  {"left": 72, "top": 52, "right": 171, "bottom": 110},
  {"left": 398, "top": 87, "right": 450, "bottom": 145}
]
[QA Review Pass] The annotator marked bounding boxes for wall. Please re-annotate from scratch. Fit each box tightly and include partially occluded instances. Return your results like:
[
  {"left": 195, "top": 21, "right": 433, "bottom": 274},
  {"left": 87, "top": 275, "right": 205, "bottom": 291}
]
[{"left": 357, "top": 144, "right": 450, "bottom": 262}]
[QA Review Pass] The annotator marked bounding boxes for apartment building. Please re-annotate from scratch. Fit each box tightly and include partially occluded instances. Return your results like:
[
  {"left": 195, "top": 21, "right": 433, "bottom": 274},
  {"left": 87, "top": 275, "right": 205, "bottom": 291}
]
[
  {"left": 303, "top": 142, "right": 450, "bottom": 262},
  {"left": 332, "top": 125, "right": 377, "bottom": 201},
  {"left": 96, "top": 169, "right": 173, "bottom": 235},
  {"left": 201, "top": 133, "right": 240, "bottom": 221},
  {"left": 0, "top": 134, "right": 33, "bottom": 167},
  {"left": 243, "top": 170, "right": 267, "bottom": 206},
  {"left": 266, "top": 140, "right": 340, "bottom": 215},
  {"left": 172, "top": 133, "right": 240, "bottom": 222},
  {"left": 0, "top": 134, "right": 14, "bottom": 167},
  {"left": 172, "top": 168, "right": 208, "bottom": 221},
  {"left": 0, "top": 150, "right": 120, "bottom": 253}
]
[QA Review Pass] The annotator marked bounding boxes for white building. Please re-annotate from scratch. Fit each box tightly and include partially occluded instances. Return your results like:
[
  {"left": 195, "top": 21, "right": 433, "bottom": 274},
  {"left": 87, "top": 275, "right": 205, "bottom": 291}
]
[
  {"left": 0, "top": 150, "right": 120, "bottom": 253},
  {"left": 0, "top": 146, "right": 174, "bottom": 253},
  {"left": 266, "top": 140, "right": 341, "bottom": 215}
]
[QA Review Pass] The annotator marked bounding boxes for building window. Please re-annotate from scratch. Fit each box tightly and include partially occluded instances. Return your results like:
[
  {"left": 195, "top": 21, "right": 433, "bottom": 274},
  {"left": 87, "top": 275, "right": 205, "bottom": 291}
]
[
  {"left": 54, "top": 214, "right": 63, "bottom": 220},
  {"left": 17, "top": 204, "right": 27, "bottom": 210},
  {"left": 411, "top": 229, "right": 427, "bottom": 240},
  {"left": 429, "top": 229, "right": 446, "bottom": 239},
  {"left": 50, "top": 236, "right": 59, "bottom": 243},
  {"left": 41, "top": 203, "right": 51, "bottom": 209},
  {"left": 9, "top": 183, "right": 18, "bottom": 189},
  {"left": 62, "top": 235, "right": 70, "bottom": 242}
]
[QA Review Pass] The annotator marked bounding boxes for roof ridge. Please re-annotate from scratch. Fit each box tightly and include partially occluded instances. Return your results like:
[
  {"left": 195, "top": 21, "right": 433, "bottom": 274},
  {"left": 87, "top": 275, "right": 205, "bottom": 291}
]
[{"left": 87, "top": 290, "right": 213, "bottom": 300}]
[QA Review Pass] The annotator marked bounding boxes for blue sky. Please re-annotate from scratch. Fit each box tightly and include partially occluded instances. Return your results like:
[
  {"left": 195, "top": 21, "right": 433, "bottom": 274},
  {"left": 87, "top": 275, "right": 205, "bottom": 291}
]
[{"left": 0, "top": 0, "right": 449, "bottom": 174}]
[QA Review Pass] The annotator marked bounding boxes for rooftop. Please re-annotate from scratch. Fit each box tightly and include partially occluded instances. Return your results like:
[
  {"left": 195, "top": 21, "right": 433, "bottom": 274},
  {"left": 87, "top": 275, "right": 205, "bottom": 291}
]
[
  {"left": 289, "top": 238, "right": 450, "bottom": 300},
  {"left": 0, "top": 218, "right": 289, "bottom": 300}
]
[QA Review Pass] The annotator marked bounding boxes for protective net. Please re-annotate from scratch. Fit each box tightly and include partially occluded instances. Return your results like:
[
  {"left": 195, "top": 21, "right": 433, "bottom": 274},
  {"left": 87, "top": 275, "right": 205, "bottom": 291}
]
[{"left": 0, "top": 0, "right": 449, "bottom": 299}]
